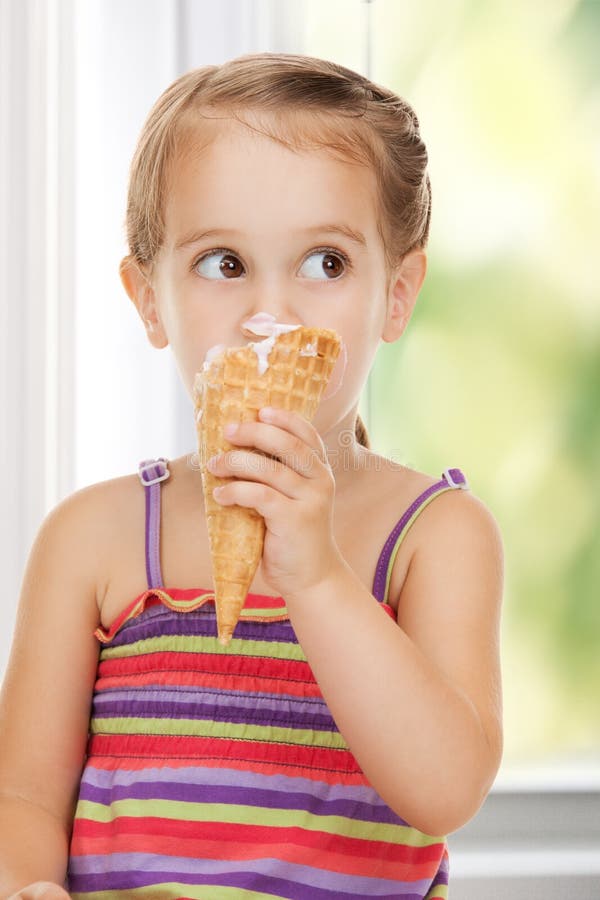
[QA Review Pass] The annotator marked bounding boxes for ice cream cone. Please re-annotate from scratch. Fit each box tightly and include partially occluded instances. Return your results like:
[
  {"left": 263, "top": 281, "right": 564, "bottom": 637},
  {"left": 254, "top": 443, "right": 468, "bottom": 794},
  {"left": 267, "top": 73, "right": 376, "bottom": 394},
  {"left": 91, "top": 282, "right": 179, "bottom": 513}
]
[{"left": 193, "top": 326, "right": 342, "bottom": 645}]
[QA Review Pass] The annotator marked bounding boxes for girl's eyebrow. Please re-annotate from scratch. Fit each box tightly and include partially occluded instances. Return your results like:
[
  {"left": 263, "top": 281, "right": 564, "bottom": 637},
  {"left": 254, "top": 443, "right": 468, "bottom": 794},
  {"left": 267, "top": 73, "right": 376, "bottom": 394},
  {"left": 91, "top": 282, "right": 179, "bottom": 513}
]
[
  {"left": 174, "top": 223, "right": 367, "bottom": 252},
  {"left": 301, "top": 224, "right": 367, "bottom": 247}
]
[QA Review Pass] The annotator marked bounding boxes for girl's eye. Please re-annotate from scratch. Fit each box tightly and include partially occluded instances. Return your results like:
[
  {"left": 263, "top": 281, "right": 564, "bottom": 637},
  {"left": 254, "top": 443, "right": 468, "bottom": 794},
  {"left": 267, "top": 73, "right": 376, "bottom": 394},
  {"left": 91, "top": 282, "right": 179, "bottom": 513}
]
[
  {"left": 192, "top": 247, "right": 350, "bottom": 280},
  {"left": 194, "top": 250, "right": 245, "bottom": 280},
  {"left": 299, "top": 249, "right": 349, "bottom": 280}
]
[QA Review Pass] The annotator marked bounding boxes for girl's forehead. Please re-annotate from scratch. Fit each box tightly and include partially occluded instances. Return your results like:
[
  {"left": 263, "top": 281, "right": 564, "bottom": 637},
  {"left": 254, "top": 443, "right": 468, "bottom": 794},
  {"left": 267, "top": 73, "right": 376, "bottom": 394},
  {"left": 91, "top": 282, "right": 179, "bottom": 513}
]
[
  {"left": 166, "top": 146, "right": 379, "bottom": 244},
  {"left": 178, "top": 107, "right": 373, "bottom": 168}
]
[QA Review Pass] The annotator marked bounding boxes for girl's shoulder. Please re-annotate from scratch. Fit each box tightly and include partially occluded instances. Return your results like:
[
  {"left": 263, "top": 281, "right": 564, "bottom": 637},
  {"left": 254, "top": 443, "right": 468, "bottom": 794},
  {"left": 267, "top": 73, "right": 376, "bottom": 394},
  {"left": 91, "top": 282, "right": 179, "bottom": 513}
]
[
  {"left": 86, "top": 456, "right": 208, "bottom": 626},
  {"left": 357, "top": 449, "right": 501, "bottom": 613},
  {"left": 78, "top": 469, "right": 156, "bottom": 610},
  {"left": 361, "top": 447, "right": 489, "bottom": 524},
  {"left": 45, "top": 468, "right": 156, "bottom": 619}
]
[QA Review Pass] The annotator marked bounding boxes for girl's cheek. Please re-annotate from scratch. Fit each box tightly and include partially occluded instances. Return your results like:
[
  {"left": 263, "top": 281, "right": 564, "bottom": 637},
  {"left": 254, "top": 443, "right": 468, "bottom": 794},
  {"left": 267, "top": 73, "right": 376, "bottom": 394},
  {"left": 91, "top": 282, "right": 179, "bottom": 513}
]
[{"left": 322, "top": 340, "right": 348, "bottom": 401}]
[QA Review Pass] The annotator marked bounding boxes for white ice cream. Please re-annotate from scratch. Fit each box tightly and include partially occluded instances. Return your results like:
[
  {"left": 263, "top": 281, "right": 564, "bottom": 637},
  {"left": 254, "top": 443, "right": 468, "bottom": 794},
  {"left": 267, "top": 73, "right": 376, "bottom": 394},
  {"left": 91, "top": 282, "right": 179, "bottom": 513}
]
[
  {"left": 241, "top": 312, "right": 304, "bottom": 375},
  {"left": 201, "top": 343, "right": 228, "bottom": 372},
  {"left": 201, "top": 313, "right": 310, "bottom": 377}
]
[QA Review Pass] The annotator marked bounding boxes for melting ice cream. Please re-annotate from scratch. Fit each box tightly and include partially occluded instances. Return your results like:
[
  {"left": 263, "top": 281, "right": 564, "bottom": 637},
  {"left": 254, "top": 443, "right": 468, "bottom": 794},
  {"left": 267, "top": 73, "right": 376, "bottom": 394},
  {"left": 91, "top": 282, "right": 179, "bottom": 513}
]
[{"left": 202, "top": 313, "right": 305, "bottom": 376}]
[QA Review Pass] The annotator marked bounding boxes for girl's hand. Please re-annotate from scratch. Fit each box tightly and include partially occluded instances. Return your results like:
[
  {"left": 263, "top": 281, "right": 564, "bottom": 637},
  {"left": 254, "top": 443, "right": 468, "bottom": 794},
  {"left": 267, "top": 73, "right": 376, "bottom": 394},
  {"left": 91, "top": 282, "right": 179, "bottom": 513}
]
[
  {"left": 207, "top": 406, "right": 346, "bottom": 600},
  {"left": 8, "top": 884, "right": 71, "bottom": 900}
]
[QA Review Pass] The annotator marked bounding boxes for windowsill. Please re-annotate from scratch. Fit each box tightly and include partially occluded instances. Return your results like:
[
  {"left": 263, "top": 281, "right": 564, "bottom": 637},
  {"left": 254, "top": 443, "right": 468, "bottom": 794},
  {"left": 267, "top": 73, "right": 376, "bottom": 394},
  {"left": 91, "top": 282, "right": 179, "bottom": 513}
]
[
  {"left": 447, "top": 758, "right": 600, "bottom": 895},
  {"left": 491, "top": 758, "right": 600, "bottom": 792}
]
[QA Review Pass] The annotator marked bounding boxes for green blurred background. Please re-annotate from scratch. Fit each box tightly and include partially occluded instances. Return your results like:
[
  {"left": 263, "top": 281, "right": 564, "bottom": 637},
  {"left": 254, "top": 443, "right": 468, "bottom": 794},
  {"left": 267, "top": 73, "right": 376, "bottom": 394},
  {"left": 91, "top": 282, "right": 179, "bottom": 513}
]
[{"left": 307, "top": 0, "right": 600, "bottom": 769}]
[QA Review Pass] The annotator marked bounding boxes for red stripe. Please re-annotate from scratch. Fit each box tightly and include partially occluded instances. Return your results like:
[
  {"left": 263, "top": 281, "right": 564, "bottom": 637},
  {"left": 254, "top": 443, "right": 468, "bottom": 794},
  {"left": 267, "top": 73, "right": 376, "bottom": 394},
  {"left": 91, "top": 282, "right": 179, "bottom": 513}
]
[
  {"left": 162, "top": 587, "right": 286, "bottom": 609},
  {"left": 95, "top": 670, "right": 323, "bottom": 699},
  {"left": 87, "top": 734, "right": 361, "bottom": 775},
  {"left": 81, "top": 755, "right": 367, "bottom": 785},
  {"left": 98, "top": 652, "right": 314, "bottom": 684},
  {"left": 71, "top": 817, "right": 445, "bottom": 878}
]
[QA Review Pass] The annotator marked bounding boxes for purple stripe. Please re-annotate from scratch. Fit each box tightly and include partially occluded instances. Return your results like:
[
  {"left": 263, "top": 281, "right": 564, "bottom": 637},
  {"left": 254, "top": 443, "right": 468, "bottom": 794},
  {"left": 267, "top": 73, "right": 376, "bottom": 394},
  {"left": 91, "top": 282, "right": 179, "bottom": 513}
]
[
  {"left": 81, "top": 763, "right": 403, "bottom": 815},
  {"left": 109, "top": 607, "right": 295, "bottom": 647},
  {"left": 143, "top": 477, "right": 153, "bottom": 588},
  {"left": 77, "top": 778, "right": 404, "bottom": 825},
  {"left": 92, "top": 699, "right": 332, "bottom": 730},
  {"left": 92, "top": 690, "right": 335, "bottom": 732},
  {"left": 140, "top": 458, "right": 166, "bottom": 590},
  {"left": 147, "top": 480, "right": 162, "bottom": 588},
  {"left": 94, "top": 687, "right": 326, "bottom": 712},
  {"left": 67, "top": 864, "right": 430, "bottom": 899},
  {"left": 372, "top": 476, "right": 460, "bottom": 602}
]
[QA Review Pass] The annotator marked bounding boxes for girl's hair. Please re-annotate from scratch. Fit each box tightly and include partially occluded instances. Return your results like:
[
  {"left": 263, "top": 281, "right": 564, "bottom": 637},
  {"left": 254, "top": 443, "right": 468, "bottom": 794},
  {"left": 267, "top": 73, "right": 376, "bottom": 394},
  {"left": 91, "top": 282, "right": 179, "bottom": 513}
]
[{"left": 123, "top": 53, "right": 431, "bottom": 451}]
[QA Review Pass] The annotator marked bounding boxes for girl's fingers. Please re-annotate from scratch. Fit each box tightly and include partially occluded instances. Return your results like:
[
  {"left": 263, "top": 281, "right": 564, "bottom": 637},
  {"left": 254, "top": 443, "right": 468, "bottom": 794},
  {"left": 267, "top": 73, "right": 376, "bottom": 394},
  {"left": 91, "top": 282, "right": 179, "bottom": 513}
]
[
  {"left": 212, "top": 479, "right": 282, "bottom": 518},
  {"left": 217, "top": 407, "right": 327, "bottom": 480},
  {"left": 257, "top": 406, "right": 326, "bottom": 457},
  {"left": 208, "top": 447, "right": 311, "bottom": 500},
  {"left": 9, "top": 884, "right": 71, "bottom": 900}
]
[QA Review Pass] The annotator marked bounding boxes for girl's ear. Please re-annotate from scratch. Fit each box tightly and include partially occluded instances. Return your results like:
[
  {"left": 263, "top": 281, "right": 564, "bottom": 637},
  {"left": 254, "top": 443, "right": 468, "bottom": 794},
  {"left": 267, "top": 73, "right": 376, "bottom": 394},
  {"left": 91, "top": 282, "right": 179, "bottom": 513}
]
[
  {"left": 381, "top": 249, "right": 427, "bottom": 344},
  {"left": 119, "top": 257, "right": 169, "bottom": 349}
]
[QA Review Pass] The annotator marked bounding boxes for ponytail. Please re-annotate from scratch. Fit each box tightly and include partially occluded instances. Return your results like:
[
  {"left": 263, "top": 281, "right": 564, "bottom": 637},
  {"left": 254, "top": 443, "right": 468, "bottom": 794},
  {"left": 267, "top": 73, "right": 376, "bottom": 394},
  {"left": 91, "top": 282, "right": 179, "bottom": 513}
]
[{"left": 355, "top": 414, "right": 370, "bottom": 449}]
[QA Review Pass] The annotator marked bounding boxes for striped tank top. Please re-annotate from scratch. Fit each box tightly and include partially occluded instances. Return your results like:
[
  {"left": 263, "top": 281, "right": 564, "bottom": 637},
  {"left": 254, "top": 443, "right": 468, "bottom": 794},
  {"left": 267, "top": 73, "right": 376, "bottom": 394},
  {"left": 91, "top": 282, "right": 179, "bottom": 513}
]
[{"left": 67, "top": 459, "right": 469, "bottom": 898}]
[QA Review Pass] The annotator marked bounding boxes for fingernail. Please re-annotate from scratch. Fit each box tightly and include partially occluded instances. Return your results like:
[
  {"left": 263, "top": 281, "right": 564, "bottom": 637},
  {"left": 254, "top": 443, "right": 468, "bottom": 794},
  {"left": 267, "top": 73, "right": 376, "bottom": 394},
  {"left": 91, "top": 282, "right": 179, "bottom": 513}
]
[
  {"left": 259, "top": 407, "right": 275, "bottom": 421},
  {"left": 224, "top": 423, "right": 238, "bottom": 437}
]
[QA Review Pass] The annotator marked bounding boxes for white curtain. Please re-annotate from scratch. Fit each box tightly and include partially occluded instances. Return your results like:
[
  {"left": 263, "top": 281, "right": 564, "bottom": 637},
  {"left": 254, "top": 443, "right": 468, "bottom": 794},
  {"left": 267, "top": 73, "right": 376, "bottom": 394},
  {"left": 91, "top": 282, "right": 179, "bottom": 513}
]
[{"left": 1, "top": 0, "right": 76, "bottom": 669}]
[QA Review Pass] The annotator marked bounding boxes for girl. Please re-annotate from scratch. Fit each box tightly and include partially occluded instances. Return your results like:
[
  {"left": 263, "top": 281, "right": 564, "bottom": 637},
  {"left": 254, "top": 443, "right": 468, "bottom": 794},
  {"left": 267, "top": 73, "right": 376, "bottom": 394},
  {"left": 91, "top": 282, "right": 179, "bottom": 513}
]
[{"left": 0, "top": 53, "right": 504, "bottom": 899}]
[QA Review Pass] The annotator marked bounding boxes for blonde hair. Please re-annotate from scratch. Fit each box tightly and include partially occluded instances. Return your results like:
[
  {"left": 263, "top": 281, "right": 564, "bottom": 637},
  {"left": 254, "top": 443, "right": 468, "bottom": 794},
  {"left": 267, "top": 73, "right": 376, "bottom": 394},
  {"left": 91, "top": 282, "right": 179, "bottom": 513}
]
[{"left": 123, "top": 53, "right": 432, "bottom": 450}]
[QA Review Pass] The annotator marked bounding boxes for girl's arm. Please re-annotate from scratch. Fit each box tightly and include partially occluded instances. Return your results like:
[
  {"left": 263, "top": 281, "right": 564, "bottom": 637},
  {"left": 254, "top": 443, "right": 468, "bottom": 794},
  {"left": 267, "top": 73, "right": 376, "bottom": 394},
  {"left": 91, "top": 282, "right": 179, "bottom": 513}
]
[
  {"left": 285, "top": 489, "right": 504, "bottom": 837},
  {"left": 0, "top": 487, "right": 104, "bottom": 895}
]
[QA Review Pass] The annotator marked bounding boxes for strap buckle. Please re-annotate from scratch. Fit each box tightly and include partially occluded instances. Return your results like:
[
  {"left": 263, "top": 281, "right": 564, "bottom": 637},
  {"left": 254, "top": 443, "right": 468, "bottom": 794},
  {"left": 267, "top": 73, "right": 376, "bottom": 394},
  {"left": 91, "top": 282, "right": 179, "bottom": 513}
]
[
  {"left": 138, "top": 457, "right": 170, "bottom": 486},
  {"left": 443, "top": 468, "right": 469, "bottom": 490}
]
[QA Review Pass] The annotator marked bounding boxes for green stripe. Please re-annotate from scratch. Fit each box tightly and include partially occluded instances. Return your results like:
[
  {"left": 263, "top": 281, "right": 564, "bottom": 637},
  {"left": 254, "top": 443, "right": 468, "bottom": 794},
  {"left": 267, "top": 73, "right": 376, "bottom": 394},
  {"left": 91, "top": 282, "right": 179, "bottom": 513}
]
[
  {"left": 424, "top": 885, "right": 449, "bottom": 900},
  {"left": 75, "top": 797, "right": 443, "bottom": 846},
  {"left": 71, "top": 883, "right": 272, "bottom": 900},
  {"left": 240, "top": 606, "right": 289, "bottom": 619},
  {"left": 145, "top": 591, "right": 215, "bottom": 613},
  {"left": 150, "top": 590, "right": 289, "bottom": 620},
  {"left": 100, "top": 634, "right": 306, "bottom": 662},
  {"left": 91, "top": 716, "right": 347, "bottom": 749},
  {"left": 383, "top": 486, "right": 455, "bottom": 605}
]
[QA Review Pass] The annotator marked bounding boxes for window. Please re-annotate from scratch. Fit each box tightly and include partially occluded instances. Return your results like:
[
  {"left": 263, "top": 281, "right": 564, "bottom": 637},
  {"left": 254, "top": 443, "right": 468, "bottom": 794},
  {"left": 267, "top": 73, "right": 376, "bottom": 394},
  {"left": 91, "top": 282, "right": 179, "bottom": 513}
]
[{"left": 3, "top": 1, "right": 599, "bottom": 893}]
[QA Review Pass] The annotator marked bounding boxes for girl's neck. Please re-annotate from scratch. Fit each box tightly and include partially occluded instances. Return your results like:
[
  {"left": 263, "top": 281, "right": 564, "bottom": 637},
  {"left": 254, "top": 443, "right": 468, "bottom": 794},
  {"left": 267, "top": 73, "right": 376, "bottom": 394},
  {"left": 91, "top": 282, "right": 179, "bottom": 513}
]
[{"left": 322, "top": 410, "right": 372, "bottom": 495}]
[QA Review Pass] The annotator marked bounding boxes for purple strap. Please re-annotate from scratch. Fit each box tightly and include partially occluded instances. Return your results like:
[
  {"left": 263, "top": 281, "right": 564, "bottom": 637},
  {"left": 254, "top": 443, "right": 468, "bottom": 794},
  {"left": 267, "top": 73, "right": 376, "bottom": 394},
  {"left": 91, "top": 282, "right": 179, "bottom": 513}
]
[
  {"left": 138, "top": 459, "right": 467, "bottom": 602},
  {"left": 371, "top": 468, "right": 469, "bottom": 604},
  {"left": 138, "top": 458, "right": 170, "bottom": 589}
]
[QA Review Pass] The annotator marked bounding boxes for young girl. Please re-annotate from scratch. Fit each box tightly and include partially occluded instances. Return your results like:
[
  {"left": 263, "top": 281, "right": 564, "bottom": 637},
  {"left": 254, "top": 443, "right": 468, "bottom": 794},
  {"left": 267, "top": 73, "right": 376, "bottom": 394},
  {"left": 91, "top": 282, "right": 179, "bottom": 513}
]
[{"left": 0, "top": 53, "right": 504, "bottom": 899}]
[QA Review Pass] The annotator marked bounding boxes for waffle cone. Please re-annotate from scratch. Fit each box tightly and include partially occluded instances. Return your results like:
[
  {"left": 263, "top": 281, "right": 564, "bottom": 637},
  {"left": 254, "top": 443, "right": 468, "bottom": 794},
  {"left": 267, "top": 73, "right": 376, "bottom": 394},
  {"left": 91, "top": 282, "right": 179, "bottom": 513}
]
[{"left": 193, "top": 326, "right": 342, "bottom": 645}]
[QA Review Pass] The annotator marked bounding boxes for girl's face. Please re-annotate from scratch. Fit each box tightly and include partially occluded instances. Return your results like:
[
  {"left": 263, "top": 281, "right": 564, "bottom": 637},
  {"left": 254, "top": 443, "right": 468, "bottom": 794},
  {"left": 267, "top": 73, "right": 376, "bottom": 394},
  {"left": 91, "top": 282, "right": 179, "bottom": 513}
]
[{"left": 132, "top": 118, "right": 410, "bottom": 437}]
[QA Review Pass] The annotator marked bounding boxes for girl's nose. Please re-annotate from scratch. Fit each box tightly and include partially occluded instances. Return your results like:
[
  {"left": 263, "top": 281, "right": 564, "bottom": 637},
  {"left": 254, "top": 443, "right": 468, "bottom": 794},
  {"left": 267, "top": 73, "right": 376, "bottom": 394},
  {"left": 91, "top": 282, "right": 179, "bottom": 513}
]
[{"left": 238, "top": 274, "right": 303, "bottom": 338}]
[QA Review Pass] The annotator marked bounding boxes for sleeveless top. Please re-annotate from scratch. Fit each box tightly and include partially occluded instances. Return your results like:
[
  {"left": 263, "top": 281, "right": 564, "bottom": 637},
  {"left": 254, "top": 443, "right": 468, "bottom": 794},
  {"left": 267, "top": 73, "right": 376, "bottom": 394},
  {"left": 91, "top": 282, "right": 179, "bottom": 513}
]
[{"left": 66, "top": 459, "right": 469, "bottom": 899}]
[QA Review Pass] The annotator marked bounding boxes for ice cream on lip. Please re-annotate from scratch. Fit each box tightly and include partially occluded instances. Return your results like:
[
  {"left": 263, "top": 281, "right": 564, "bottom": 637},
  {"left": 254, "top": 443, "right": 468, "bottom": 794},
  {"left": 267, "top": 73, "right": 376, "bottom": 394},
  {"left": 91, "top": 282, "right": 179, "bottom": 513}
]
[
  {"left": 240, "top": 313, "right": 306, "bottom": 376},
  {"left": 202, "top": 313, "right": 308, "bottom": 377}
]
